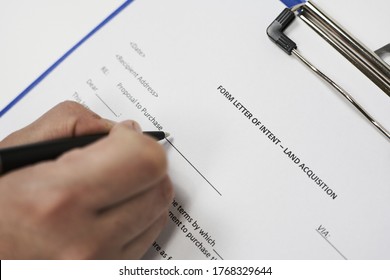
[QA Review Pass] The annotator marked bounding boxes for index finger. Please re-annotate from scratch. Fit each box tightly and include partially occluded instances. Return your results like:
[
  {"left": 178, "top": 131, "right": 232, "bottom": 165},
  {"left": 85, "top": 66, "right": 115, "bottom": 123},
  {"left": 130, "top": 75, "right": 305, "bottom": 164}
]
[
  {"left": 53, "top": 122, "right": 168, "bottom": 209},
  {"left": 0, "top": 101, "right": 115, "bottom": 148}
]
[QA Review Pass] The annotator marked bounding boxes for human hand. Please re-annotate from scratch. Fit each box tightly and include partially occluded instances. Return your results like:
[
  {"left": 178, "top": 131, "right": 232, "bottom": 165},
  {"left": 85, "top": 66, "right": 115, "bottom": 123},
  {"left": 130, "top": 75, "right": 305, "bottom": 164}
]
[{"left": 0, "top": 101, "right": 173, "bottom": 259}]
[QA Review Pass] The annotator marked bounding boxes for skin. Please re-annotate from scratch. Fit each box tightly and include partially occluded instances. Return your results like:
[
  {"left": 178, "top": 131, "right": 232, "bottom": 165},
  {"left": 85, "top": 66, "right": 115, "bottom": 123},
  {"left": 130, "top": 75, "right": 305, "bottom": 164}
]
[{"left": 0, "top": 101, "right": 174, "bottom": 259}]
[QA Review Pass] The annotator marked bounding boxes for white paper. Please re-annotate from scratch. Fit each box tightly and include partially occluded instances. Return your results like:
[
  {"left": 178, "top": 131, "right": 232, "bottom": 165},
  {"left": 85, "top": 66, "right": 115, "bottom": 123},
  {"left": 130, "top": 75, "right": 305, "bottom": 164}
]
[{"left": 1, "top": 0, "right": 389, "bottom": 259}]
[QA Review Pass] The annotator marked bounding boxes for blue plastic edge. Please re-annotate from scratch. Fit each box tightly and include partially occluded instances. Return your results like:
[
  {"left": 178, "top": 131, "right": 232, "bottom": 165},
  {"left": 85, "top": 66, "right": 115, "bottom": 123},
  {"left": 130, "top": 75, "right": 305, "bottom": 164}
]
[
  {"left": 280, "top": 0, "right": 307, "bottom": 8},
  {"left": 0, "top": 0, "right": 135, "bottom": 117}
]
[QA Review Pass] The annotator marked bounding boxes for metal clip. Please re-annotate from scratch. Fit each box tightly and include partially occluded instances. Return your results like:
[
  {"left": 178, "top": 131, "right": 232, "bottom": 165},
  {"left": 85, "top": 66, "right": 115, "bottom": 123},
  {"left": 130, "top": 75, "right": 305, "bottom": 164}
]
[
  {"left": 267, "top": 8, "right": 390, "bottom": 141},
  {"left": 296, "top": 1, "right": 390, "bottom": 97}
]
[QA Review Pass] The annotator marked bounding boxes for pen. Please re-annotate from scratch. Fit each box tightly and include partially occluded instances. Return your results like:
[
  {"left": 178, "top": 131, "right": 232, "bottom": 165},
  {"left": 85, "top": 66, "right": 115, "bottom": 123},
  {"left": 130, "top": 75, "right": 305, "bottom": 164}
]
[{"left": 0, "top": 131, "right": 169, "bottom": 175}]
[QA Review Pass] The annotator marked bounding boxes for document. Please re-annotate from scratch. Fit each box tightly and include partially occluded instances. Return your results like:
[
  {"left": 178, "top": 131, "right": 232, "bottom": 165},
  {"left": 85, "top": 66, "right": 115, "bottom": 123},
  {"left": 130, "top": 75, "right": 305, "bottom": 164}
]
[{"left": 1, "top": 0, "right": 389, "bottom": 259}]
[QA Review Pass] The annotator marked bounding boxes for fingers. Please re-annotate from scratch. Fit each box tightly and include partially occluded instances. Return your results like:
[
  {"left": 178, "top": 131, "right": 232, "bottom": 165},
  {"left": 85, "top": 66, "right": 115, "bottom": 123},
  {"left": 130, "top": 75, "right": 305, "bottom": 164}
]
[
  {"left": 3, "top": 120, "right": 168, "bottom": 209},
  {"left": 0, "top": 101, "right": 116, "bottom": 148},
  {"left": 98, "top": 176, "right": 173, "bottom": 249},
  {"left": 121, "top": 214, "right": 168, "bottom": 259},
  {"left": 51, "top": 122, "right": 168, "bottom": 209},
  {"left": 0, "top": 102, "right": 173, "bottom": 259}
]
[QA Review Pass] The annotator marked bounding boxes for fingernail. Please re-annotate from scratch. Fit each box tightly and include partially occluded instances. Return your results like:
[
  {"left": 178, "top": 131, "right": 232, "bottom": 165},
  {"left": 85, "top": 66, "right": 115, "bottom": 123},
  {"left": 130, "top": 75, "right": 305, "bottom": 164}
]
[{"left": 120, "top": 120, "right": 142, "bottom": 133}]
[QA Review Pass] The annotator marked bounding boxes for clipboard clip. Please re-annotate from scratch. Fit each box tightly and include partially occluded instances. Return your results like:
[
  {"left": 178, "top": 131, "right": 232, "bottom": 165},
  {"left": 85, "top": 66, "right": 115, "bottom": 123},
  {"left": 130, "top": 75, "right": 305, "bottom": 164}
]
[
  {"left": 267, "top": 7, "right": 390, "bottom": 141},
  {"left": 376, "top": 44, "right": 390, "bottom": 65},
  {"left": 296, "top": 1, "right": 390, "bottom": 96}
]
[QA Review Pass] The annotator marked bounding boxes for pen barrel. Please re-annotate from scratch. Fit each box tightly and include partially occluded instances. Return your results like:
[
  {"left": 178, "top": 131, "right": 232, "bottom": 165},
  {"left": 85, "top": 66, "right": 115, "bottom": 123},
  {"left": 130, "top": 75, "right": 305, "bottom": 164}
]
[
  {"left": 0, "top": 134, "right": 105, "bottom": 174},
  {"left": 0, "top": 131, "right": 166, "bottom": 175}
]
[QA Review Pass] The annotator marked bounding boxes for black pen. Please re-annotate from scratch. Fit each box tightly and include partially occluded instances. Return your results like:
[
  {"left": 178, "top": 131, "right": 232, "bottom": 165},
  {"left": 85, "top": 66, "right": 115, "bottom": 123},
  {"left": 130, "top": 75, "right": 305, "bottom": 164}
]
[{"left": 0, "top": 131, "right": 169, "bottom": 175}]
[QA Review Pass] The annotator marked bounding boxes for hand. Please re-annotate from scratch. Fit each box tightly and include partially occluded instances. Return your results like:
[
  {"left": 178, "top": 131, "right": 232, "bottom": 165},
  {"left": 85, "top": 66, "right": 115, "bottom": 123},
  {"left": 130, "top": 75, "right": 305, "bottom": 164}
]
[{"left": 0, "top": 101, "right": 173, "bottom": 259}]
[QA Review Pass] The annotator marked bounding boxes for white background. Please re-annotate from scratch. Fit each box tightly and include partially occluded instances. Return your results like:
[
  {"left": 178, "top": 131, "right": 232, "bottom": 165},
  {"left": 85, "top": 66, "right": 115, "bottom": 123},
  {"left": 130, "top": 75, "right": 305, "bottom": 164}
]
[
  {"left": 0, "top": 0, "right": 124, "bottom": 110},
  {"left": 2, "top": 260, "right": 390, "bottom": 279}
]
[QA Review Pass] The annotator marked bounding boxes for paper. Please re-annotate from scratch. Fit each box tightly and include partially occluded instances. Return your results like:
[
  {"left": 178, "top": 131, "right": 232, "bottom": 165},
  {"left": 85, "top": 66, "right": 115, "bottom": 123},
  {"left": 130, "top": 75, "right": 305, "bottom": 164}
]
[
  {"left": 1, "top": 0, "right": 389, "bottom": 259},
  {"left": 0, "top": 0, "right": 124, "bottom": 112}
]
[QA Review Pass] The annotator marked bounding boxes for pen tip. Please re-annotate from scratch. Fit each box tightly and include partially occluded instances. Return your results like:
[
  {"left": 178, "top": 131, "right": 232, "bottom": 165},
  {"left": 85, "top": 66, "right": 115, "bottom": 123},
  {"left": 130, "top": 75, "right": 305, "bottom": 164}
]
[{"left": 164, "top": 132, "right": 171, "bottom": 138}]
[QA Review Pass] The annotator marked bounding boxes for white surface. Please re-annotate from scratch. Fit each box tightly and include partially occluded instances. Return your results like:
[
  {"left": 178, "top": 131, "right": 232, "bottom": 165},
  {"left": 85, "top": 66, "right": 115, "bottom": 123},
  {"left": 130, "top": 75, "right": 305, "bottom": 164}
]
[{"left": 0, "top": 0, "right": 124, "bottom": 110}]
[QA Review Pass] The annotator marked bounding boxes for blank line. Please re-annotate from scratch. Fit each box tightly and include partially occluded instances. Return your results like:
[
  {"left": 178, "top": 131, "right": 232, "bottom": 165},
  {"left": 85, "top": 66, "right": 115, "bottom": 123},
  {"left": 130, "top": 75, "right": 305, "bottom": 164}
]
[
  {"left": 95, "top": 94, "right": 119, "bottom": 117},
  {"left": 165, "top": 138, "right": 222, "bottom": 196},
  {"left": 213, "top": 249, "right": 224, "bottom": 260},
  {"left": 315, "top": 229, "right": 348, "bottom": 260}
]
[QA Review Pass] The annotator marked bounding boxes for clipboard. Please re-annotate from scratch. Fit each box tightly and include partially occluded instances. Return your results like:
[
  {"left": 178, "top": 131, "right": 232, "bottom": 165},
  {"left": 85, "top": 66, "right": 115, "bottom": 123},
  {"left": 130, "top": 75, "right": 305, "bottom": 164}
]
[{"left": 268, "top": 0, "right": 390, "bottom": 140}]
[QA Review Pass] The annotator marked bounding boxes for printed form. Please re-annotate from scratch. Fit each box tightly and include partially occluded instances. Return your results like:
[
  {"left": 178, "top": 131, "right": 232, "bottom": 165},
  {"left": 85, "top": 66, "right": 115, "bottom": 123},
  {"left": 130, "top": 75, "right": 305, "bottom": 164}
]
[{"left": 1, "top": 0, "right": 389, "bottom": 259}]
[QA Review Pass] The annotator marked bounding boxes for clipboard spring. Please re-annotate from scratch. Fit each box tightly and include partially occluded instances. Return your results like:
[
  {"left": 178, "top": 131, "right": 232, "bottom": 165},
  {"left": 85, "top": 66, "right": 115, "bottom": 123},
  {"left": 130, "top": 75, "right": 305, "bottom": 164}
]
[{"left": 267, "top": 8, "right": 390, "bottom": 141}]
